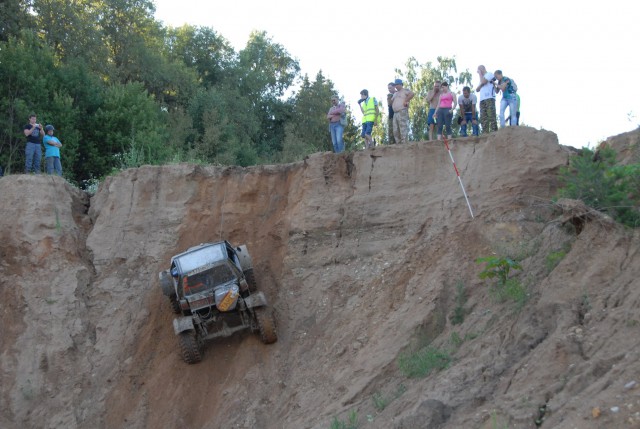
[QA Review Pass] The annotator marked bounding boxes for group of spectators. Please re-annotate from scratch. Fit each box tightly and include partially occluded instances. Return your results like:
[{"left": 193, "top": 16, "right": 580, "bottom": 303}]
[
  {"left": 23, "top": 113, "right": 63, "bottom": 176},
  {"left": 326, "top": 65, "right": 520, "bottom": 153}
]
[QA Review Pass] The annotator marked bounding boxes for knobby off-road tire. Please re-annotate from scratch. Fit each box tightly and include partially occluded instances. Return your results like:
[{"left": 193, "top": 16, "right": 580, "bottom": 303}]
[
  {"left": 169, "top": 295, "right": 181, "bottom": 314},
  {"left": 178, "top": 331, "right": 203, "bottom": 364},
  {"left": 244, "top": 269, "right": 258, "bottom": 293},
  {"left": 254, "top": 307, "right": 277, "bottom": 344}
]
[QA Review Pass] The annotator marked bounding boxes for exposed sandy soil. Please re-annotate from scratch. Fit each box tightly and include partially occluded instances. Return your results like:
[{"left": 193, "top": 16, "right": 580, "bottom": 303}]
[{"left": 1, "top": 127, "right": 639, "bottom": 429}]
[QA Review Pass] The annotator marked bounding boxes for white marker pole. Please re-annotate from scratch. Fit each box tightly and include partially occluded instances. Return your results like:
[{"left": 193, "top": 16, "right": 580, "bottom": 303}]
[{"left": 442, "top": 135, "right": 474, "bottom": 218}]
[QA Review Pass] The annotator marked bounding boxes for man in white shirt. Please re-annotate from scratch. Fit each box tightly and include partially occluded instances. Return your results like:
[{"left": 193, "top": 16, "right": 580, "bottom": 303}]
[{"left": 475, "top": 65, "right": 497, "bottom": 134}]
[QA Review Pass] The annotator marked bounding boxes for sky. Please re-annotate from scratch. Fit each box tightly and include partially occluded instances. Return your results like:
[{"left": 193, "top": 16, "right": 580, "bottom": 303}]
[{"left": 152, "top": 0, "right": 640, "bottom": 149}]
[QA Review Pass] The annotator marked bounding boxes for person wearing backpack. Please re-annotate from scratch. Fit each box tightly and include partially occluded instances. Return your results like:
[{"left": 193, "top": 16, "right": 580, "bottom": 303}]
[{"left": 494, "top": 70, "right": 518, "bottom": 128}]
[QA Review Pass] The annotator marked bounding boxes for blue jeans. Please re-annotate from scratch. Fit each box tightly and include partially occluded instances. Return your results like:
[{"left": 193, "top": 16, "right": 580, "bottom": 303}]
[
  {"left": 500, "top": 96, "right": 518, "bottom": 127},
  {"left": 25, "top": 142, "right": 41, "bottom": 174},
  {"left": 436, "top": 109, "right": 453, "bottom": 136},
  {"left": 427, "top": 108, "right": 437, "bottom": 126},
  {"left": 45, "top": 156, "right": 62, "bottom": 176},
  {"left": 329, "top": 122, "right": 344, "bottom": 153},
  {"left": 460, "top": 112, "right": 479, "bottom": 137}
]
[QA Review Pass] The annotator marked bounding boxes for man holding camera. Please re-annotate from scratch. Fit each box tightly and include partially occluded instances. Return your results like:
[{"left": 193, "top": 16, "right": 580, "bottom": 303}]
[
  {"left": 23, "top": 113, "right": 43, "bottom": 174},
  {"left": 494, "top": 70, "right": 518, "bottom": 128},
  {"left": 475, "top": 65, "right": 498, "bottom": 134}
]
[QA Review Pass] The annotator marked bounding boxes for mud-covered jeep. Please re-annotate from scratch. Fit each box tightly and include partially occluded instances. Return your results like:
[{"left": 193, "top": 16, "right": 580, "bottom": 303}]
[{"left": 158, "top": 241, "right": 277, "bottom": 363}]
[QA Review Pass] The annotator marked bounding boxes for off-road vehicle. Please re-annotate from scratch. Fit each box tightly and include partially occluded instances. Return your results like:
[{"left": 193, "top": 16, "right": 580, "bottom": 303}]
[{"left": 158, "top": 241, "right": 277, "bottom": 363}]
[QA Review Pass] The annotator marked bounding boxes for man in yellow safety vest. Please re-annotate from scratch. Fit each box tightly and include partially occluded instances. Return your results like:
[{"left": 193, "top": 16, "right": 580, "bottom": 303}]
[{"left": 358, "top": 89, "right": 379, "bottom": 149}]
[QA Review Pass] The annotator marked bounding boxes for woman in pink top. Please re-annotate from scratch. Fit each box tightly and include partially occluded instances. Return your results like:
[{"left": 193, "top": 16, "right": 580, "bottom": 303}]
[{"left": 433, "top": 82, "right": 457, "bottom": 140}]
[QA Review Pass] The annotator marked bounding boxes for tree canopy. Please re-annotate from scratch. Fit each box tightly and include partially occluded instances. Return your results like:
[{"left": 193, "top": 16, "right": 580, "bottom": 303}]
[{"left": 0, "top": 0, "right": 473, "bottom": 186}]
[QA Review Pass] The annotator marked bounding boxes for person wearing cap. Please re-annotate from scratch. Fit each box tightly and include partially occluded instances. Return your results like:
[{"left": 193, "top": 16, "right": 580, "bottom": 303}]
[
  {"left": 358, "top": 89, "right": 379, "bottom": 149},
  {"left": 23, "top": 114, "right": 43, "bottom": 174},
  {"left": 390, "top": 78, "right": 414, "bottom": 144},
  {"left": 43, "top": 125, "right": 63, "bottom": 176}
]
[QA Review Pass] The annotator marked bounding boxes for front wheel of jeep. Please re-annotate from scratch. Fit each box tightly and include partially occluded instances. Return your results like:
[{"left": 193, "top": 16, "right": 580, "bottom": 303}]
[
  {"left": 254, "top": 307, "right": 277, "bottom": 344},
  {"left": 169, "top": 294, "right": 181, "bottom": 314},
  {"left": 244, "top": 269, "right": 258, "bottom": 293},
  {"left": 178, "top": 331, "right": 203, "bottom": 364}
]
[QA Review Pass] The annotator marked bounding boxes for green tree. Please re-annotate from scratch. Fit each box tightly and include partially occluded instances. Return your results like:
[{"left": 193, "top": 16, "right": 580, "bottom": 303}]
[
  {"left": 288, "top": 72, "right": 337, "bottom": 154},
  {"left": 396, "top": 56, "right": 472, "bottom": 141},
  {"left": 0, "top": 0, "right": 32, "bottom": 42},
  {"left": 32, "top": 0, "right": 109, "bottom": 70},
  {"left": 91, "top": 82, "right": 168, "bottom": 173},
  {"left": 98, "top": 0, "right": 164, "bottom": 82},
  {"left": 55, "top": 58, "right": 106, "bottom": 184},
  {"left": 559, "top": 147, "right": 640, "bottom": 227},
  {"left": 341, "top": 106, "right": 360, "bottom": 152},
  {"left": 0, "top": 32, "right": 59, "bottom": 174},
  {"left": 164, "top": 25, "right": 235, "bottom": 88},
  {"left": 235, "top": 31, "right": 300, "bottom": 158}
]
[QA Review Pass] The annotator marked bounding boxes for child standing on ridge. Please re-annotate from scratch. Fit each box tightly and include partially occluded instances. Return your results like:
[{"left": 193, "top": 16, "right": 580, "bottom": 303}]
[{"left": 43, "top": 125, "right": 63, "bottom": 176}]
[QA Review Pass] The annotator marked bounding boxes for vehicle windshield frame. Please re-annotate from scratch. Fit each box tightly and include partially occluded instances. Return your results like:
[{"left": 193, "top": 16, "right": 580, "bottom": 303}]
[{"left": 173, "top": 243, "right": 226, "bottom": 275}]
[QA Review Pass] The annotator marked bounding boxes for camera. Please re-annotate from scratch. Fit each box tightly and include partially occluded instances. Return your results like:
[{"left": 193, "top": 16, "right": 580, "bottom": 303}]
[{"left": 357, "top": 99, "right": 364, "bottom": 104}]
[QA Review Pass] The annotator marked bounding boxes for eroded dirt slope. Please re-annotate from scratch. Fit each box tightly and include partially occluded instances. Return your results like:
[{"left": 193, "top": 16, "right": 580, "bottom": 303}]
[{"left": 1, "top": 127, "right": 639, "bottom": 429}]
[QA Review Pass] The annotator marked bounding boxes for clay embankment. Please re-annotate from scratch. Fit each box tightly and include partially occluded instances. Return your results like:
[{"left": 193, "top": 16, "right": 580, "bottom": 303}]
[{"left": 1, "top": 127, "right": 639, "bottom": 429}]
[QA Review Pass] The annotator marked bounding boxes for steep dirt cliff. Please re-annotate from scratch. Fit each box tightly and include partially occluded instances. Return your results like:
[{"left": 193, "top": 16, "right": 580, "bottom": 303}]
[{"left": 1, "top": 127, "right": 639, "bottom": 429}]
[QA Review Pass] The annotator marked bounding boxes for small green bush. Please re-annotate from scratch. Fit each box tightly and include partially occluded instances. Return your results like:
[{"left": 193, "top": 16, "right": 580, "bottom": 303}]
[
  {"left": 476, "top": 256, "right": 522, "bottom": 286},
  {"left": 494, "top": 278, "right": 528, "bottom": 308},
  {"left": 371, "top": 392, "right": 388, "bottom": 412},
  {"left": 476, "top": 256, "right": 526, "bottom": 307},
  {"left": 545, "top": 249, "right": 567, "bottom": 273},
  {"left": 397, "top": 347, "right": 452, "bottom": 378},
  {"left": 330, "top": 409, "right": 359, "bottom": 429},
  {"left": 558, "top": 146, "right": 640, "bottom": 227},
  {"left": 449, "top": 331, "right": 463, "bottom": 348},
  {"left": 371, "top": 384, "right": 406, "bottom": 412}
]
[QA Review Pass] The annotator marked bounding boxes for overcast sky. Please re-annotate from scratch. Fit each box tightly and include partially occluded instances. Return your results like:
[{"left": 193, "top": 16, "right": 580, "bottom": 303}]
[{"left": 153, "top": 0, "right": 640, "bottom": 149}]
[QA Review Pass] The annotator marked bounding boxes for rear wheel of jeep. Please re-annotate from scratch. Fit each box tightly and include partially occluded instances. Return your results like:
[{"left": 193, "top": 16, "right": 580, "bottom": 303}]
[
  {"left": 254, "top": 307, "right": 277, "bottom": 344},
  {"left": 244, "top": 269, "right": 258, "bottom": 293},
  {"left": 178, "top": 331, "right": 203, "bottom": 364},
  {"left": 169, "top": 294, "right": 181, "bottom": 314}
]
